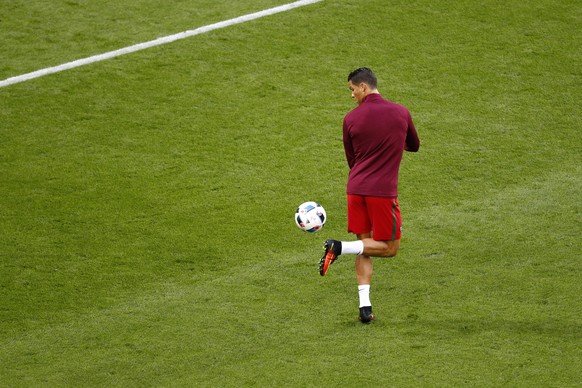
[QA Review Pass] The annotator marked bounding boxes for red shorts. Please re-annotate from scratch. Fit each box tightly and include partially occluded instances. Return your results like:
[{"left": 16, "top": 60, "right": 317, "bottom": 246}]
[{"left": 347, "top": 194, "right": 402, "bottom": 241}]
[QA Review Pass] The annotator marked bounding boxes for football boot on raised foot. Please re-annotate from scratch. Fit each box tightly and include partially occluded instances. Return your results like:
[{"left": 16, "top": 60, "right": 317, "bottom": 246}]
[
  {"left": 359, "top": 306, "right": 374, "bottom": 323},
  {"left": 319, "top": 239, "right": 342, "bottom": 276}
]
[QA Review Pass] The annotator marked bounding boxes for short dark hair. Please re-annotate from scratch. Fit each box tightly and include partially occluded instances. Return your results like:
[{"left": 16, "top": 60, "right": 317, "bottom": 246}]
[{"left": 347, "top": 67, "right": 377, "bottom": 89}]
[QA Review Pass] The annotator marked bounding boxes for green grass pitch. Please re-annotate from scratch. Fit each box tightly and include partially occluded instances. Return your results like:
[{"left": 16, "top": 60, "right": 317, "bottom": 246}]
[{"left": 0, "top": 0, "right": 580, "bottom": 386}]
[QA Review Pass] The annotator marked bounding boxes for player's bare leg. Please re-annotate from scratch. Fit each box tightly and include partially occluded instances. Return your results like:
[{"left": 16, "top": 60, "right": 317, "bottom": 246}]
[
  {"left": 355, "top": 233, "right": 374, "bottom": 284},
  {"left": 362, "top": 238, "right": 400, "bottom": 257},
  {"left": 354, "top": 235, "right": 400, "bottom": 323},
  {"left": 355, "top": 233, "right": 374, "bottom": 322},
  {"left": 355, "top": 254, "right": 373, "bottom": 284},
  {"left": 354, "top": 234, "right": 399, "bottom": 282},
  {"left": 318, "top": 235, "right": 399, "bottom": 322}
]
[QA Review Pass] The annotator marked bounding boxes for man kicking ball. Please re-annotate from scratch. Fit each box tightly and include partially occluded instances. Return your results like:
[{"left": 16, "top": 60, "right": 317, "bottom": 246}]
[{"left": 319, "top": 67, "right": 420, "bottom": 323}]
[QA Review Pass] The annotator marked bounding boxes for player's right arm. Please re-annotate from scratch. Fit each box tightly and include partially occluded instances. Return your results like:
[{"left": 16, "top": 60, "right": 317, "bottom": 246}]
[{"left": 343, "top": 119, "right": 356, "bottom": 168}]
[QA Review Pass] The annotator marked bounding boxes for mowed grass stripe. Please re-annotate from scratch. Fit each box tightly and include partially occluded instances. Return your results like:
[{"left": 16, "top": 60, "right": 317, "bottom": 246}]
[
  {"left": 1, "top": 166, "right": 579, "bottom": 385},
  {"left": 0, "top": 0, "right": 322, "bottom": 88}
]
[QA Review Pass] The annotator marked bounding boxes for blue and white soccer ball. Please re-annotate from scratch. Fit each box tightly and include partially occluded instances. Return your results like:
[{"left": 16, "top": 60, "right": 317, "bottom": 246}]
[{"left": 295, "top": 201, "right": 327, "bottom": 233}]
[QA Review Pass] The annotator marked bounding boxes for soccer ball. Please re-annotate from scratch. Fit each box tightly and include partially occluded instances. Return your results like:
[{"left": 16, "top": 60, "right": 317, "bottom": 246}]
[{"left": 295, "top": 201, "right": 327, "bottom": 233}]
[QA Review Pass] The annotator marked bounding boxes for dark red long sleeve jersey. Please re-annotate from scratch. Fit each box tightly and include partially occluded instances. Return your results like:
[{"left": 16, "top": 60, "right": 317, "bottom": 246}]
[{"left": 342, "top": 93, "right": 420, "bottom": 198}]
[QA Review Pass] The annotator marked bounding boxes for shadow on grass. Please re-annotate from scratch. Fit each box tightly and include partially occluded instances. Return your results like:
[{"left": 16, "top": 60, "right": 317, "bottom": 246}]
[
  {"left": 338, "top": 314, "right": 581, "bottom": 338},
  {"left": 403, "top": 318, "right": 579, "bottom": 338}
]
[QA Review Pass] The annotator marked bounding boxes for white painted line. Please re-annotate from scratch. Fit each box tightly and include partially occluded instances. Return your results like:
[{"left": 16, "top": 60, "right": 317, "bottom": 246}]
[{"left": 0, "top": 0, "right": 322, "bottom": 88}]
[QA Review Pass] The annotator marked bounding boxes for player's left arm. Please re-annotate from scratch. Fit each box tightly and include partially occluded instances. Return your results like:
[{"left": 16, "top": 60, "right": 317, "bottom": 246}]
[{"left": 404, "top": 112, "right": 420, "bottom": 152}]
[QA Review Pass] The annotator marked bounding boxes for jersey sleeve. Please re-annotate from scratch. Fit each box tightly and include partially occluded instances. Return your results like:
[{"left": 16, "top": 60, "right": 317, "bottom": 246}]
[
  {"left": 404, "top": 112, "right": 420, "bottom": 152},
  {"left": 343, "top": 117, "right": 356, "bottom": 169}
]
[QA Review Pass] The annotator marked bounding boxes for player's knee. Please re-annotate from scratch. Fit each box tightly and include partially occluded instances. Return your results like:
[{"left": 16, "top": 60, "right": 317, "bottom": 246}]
[{"left": 380, "top": 242, "right": 399, "bottom": 257}]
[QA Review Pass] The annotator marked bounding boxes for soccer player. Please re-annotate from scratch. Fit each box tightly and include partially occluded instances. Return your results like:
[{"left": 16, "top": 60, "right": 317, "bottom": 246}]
[{"left": 319, "top": 67, "right": 420, "bottom": 323}]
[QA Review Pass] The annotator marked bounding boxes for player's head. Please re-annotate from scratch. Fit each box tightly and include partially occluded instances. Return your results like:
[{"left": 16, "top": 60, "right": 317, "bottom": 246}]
[
  {"left": 348, "top": 67, "right": 378, "bottom": 89},
  {"left": 347, "top": 67, "right": 378, "bottom": 104}
]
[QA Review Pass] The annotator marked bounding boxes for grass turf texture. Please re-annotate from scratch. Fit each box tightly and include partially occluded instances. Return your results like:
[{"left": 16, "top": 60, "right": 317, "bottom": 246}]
[{"left": 1, "top": 0, "right": 580, "bottom": 385}]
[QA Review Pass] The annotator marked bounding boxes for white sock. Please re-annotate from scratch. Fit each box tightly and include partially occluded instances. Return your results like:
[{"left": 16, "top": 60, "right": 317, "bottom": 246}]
[
  {"left": 341, "top": 240, "right": 364, "bottom": 255},
  {"left": 358, "top": 284, "right": 371, "bottom": 307}
]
